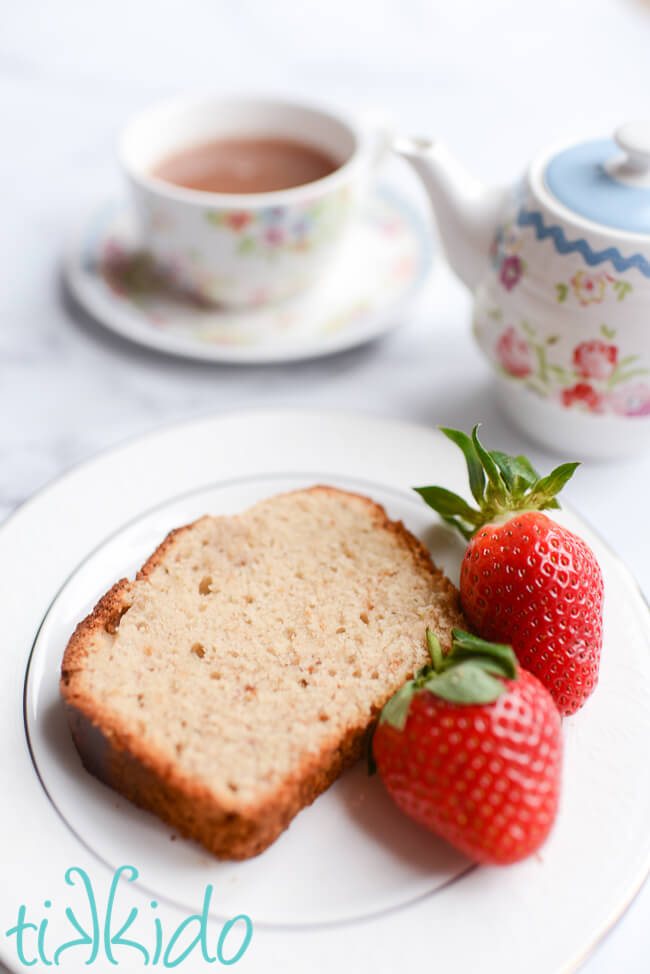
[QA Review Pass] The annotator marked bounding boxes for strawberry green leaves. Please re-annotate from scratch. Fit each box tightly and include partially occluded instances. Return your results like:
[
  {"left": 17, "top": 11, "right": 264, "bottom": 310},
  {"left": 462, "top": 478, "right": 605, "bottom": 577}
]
[
  {"left": 448, "top": 629, "right": 517, "bottom": 678},
  {"left": 379, "top": 681, "right": 419, "bottom": 732},
  {"left": 414, "top": 425, "right": 579, "bottom": 538},
  {"left": 437, "top": 427, "right": 485, "bottom": 504},
  {"left": 378, "top": 628, "right": 519, "bottom": 731},
  {"left": 524, "top": 461, "right": 580, "bottom": 510},
  {"left": 413, "top": 486, "right": 482, "bottom": 540},
  {"left": 423, "top": 662, "right": 508, "bottom": 706},
  {"left": 489, "top": 450, "right": 538, "bottom": 494}
]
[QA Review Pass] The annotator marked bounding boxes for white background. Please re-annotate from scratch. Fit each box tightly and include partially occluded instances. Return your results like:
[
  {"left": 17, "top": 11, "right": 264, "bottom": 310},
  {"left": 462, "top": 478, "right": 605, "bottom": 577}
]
[{"left": 2, "top": 0, "right": 650, "bottom": 970}]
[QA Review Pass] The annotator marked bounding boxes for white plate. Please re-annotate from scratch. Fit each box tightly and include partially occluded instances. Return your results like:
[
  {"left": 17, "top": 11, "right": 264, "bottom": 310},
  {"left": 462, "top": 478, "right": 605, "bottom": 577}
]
[
  {"left": 27, "top": 474, "right": 471, "bottom": 930},
  {"left": 63, "top": 188, "right": 432, "bottom": 364},
  {"left": 2, "top": 409, "right": 650, "bottom": 974}
]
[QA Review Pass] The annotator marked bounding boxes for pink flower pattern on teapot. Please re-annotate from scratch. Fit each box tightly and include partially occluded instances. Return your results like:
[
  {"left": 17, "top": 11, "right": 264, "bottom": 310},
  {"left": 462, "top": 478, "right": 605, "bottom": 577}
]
[
  {"left": 573, "top": 341, "right": 617, "bottom": 380},
  {"left": 495, "top": 326, "right": 533, "bottom": 377}
]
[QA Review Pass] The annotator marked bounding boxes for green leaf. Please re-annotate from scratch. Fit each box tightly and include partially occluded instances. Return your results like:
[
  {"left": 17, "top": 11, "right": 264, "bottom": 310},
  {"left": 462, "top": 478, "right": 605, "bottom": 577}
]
[
  {"left": 600, "top": 324, "right": 616, "bottom": 340},
  {"left": 471, "top": 426, "right": 507, "bottom": 505},
  {"left": 439, "top": 513, "right": 475, "bottom": 541},
  {"left": 524, "top": 380, "right": 549, "bottom": 397},
  {"left": 237, "top": 237, "right": 255, "bottom": 254},
  {"left": 616, "top": 355, "right": 640, "bottom": 369},
  {"left": 440, "top": 427, "right": 485, "bottom": 504},
  {"left": 413, "top": 486, "right": 480, "bottom": 524},
  {"left": 470, "top": 657, "right": 519, "bottom": 679},
  {"left": 414, "top": 662, "right": 434, "bottom": 681},
  {"left": 426, "top": 628, "right": 444, "bottom": 671},
  {"left": 379, "top": 681, "right": 417, "bottom": 731},
  {"left": 533, "top": 343, "right": 549, "bottom": 384},
  {"left": 521, "top": 319, "right": 537, "bottom": 338},
  {"left": 205, "top": 211, "right": 223, "bottom": 227},
  {"left": 488, "top": 449, "right": 515, "bottom": 490},
  {"left": 449, "top": 629, "right": 518, "bottom": 679},
  {"left": 489, "top": 450, "right": 538, "bottom": 495},
  {"left": 423, "top": 662, "right": 507, "bottom": 705},
  {"left": 512, "top": 453, "right": 540, "bottom": 483},
  {"left": 607, "top": 368, "right": 650, "bottom": 388},
  {"left": 526, "top": 461, "right": 579, "bottom": 507},
  {"left": 549, "top": 365, "right": 571, "bottom": 382},
  {"left": 613, "top": 281, "right": 632, "bottom": 301},
  {"left": 555, "top": 283, "right": 568, "bottom": 303}
]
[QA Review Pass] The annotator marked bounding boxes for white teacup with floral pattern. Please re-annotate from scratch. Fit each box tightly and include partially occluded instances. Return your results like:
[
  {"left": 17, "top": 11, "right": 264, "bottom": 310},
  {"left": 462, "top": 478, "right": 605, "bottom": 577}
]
[{"left": 120, "top": 97, "right": 381, "bottom": 309}]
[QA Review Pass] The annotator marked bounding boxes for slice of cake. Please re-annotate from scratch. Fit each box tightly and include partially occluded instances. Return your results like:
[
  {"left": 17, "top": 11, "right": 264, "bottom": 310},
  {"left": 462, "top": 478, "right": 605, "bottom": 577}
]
[{"left": 61, "top": 486, "right": 464, "bottom": 859}]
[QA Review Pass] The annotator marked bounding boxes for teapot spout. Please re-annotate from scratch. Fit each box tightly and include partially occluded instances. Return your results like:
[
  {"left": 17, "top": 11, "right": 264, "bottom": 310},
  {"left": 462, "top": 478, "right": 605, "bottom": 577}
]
[{"left": 394, "top": 137, "right": 507, "bottom": 291}]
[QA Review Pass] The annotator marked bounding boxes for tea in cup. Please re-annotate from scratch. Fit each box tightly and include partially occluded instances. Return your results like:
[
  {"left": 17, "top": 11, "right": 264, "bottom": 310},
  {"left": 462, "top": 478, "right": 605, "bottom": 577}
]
[{"left": 120, "top": 97, "right": 384, "bottom": 308}]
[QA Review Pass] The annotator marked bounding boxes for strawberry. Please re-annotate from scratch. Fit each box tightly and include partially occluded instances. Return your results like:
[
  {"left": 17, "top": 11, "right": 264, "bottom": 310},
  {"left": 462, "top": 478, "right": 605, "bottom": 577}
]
[
  {"left": 414, "top": 426, "right": 604, "bottom": 716},
  {"left": 372, "top": 628, "right": 562, "bottom": 865}
]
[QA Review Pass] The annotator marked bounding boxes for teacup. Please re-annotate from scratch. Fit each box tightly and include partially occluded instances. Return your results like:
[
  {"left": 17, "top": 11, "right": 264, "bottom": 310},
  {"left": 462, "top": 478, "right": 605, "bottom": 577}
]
[{"left": 120, "top": 96, "right": 382, "bottom": 308}]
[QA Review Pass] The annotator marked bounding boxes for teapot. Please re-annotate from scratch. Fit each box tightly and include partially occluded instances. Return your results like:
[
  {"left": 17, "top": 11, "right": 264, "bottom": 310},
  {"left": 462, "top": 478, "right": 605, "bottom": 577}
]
[{"left": 396, "top": 122, "right": 650, "bottom": 459}]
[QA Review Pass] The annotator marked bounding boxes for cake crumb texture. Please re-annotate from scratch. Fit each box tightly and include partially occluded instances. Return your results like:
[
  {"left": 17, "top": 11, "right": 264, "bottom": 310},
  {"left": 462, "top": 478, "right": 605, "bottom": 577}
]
[{"left": 61, "top": 486, "right": 464, "bottom": 859}]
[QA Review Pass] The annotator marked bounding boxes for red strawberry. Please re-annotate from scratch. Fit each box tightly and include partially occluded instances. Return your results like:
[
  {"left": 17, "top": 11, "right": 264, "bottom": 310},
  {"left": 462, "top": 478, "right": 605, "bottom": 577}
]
[
  {"left": 414, "top": 426, "right": 604, "bottom": 716},
  {"left": 372, "top": 628, "right": 562, "bottom": 865}
]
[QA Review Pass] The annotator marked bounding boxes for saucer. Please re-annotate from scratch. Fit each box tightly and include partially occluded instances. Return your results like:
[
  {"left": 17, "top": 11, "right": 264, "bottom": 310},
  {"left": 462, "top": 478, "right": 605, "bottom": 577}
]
[{"left": 64, "top": 187, "right": 433, "bottom": 364}]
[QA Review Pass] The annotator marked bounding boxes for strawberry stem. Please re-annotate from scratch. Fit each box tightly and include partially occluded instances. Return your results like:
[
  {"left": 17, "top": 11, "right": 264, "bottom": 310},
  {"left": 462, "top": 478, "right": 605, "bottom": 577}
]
[
  {"left": 426, "top": 628, "right": 444, "bottom": 672},
  {"left": 378, "top": 629, "right": 519, "bottom": 731},
  {"left": 414, "top": 424, "right": 580, "bottom": 539}
]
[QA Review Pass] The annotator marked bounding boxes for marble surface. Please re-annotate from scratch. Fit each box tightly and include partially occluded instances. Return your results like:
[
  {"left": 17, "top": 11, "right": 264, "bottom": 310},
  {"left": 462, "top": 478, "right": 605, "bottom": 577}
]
[{"left": 2, "top": 0, "right": 650, "bottom": 970}]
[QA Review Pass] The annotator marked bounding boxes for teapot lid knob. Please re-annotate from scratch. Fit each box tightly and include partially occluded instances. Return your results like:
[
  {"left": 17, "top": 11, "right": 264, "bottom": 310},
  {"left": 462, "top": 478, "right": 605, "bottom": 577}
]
[{"left": 611, "top": 121, "right": 650, "bottom": 184}]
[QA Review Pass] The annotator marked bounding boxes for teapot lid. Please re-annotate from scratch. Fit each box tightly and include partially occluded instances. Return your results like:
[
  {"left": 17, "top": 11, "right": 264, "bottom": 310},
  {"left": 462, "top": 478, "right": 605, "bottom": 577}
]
[{"left": 544, "top": 122, "right": 650, "bottom": 235}]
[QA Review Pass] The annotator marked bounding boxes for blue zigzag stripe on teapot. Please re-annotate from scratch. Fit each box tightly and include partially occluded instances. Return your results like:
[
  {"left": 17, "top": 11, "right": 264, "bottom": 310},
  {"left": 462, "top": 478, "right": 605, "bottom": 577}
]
[{"left": 516, "top": 208, "right": 650, "bottom": 278}]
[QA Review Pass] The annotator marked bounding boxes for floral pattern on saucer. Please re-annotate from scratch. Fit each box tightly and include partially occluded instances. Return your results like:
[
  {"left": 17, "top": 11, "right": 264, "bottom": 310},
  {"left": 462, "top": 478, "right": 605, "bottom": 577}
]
[{"left": 68, "top": 188, "right": 432, "bottom": 364}]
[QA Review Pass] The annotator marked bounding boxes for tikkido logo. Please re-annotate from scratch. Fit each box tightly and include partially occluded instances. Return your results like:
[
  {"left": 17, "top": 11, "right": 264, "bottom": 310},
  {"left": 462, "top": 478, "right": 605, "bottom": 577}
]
[{"left": 4, "top": 866, "right": 253, "bottom": 968}]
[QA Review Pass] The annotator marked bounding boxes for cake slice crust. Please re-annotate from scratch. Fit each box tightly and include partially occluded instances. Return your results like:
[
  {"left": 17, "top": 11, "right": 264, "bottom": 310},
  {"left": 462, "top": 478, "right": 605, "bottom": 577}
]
[{"left": 61, "top": 486, "right": 464, "bottom": 859}]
